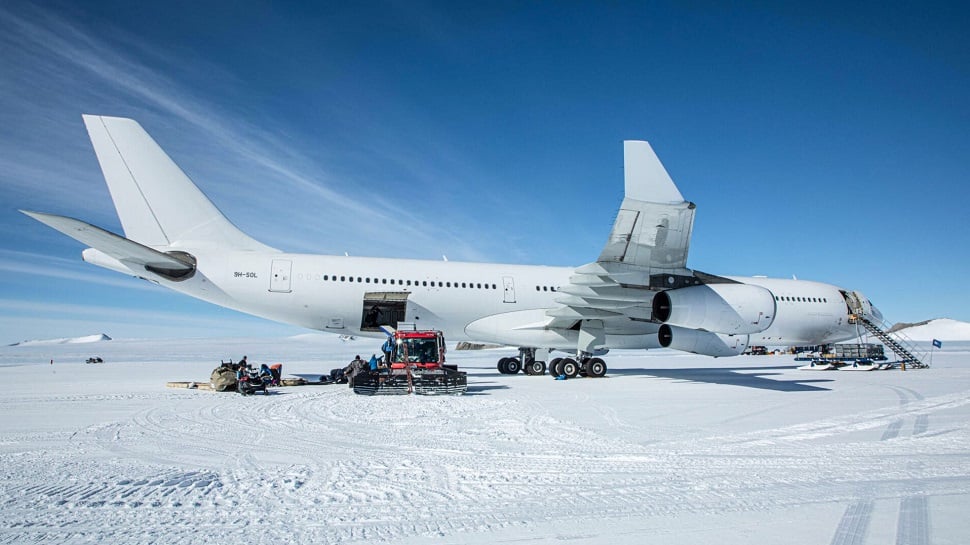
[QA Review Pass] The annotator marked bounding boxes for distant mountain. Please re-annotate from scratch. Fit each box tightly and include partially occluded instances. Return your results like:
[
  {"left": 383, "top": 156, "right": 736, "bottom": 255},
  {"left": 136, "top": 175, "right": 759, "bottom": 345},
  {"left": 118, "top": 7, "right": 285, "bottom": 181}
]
[
  {"left": 9, "top": 334, "right": 112, "bottom": 347},
  {"left": 889, "top": 319, "right": 970, "bottom": 341}
]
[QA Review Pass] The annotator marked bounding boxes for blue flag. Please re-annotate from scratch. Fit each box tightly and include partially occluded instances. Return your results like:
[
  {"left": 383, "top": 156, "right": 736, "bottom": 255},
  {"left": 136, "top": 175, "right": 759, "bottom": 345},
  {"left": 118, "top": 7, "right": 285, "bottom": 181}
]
[{"left": 933, "top": 339, "right": 942, "bottom": 348}]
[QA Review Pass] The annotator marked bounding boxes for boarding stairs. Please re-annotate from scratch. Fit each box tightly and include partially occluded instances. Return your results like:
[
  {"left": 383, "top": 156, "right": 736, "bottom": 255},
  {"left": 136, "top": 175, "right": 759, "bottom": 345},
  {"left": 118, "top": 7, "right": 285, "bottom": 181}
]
[{"left": 854, "top": 316, "right": 929, "bottom": 369}]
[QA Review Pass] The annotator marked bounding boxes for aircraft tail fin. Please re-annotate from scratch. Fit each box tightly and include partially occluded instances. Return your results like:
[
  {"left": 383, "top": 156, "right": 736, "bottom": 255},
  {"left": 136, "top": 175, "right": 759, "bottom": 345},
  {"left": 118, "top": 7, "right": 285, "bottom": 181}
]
[
  {"left": 623, "top": 141, "right": 684, "bottom": 204},
  {"left": 82, "top": 115, "right": 275, "bottom": 252}
]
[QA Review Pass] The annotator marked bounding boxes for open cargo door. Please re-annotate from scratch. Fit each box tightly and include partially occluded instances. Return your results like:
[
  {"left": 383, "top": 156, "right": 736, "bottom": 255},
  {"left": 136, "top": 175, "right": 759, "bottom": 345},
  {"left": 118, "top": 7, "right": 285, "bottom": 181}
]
[{"left": 361, "top": 292, "right": 409, "bottom": 332}]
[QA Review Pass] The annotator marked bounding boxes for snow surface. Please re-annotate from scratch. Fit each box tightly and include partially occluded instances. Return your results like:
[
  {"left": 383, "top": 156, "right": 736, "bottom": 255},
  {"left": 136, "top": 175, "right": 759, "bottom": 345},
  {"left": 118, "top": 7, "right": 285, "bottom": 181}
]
[{"left": 1, "top": 334, "right": 968, "bottom": 544}]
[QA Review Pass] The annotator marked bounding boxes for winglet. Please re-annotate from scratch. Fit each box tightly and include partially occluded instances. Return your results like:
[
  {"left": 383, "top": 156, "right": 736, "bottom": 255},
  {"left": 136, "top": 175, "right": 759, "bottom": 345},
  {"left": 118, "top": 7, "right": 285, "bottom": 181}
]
[
  {"left": 623, "top": 141, "right": 684, "bottom": 204},
  {"left": 596, "top": 141, "right": 695, "bottom": 269}
]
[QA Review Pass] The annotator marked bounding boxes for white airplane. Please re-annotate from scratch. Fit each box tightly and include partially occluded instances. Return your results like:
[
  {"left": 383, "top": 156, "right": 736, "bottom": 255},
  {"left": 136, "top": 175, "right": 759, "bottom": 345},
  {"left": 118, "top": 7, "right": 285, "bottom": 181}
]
[{"left": 23, "top": 115, "right": 883, "bottom": 377}]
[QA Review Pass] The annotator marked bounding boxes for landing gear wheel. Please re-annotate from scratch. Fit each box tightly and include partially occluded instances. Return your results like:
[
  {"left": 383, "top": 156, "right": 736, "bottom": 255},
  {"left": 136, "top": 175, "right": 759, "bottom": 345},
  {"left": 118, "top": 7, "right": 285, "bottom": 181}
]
[
  {"left": 505, "top": 357, "right": 521, "bottom": 375},
  {"left": 527, "top": 360, "right": 546, "bottom": 376},
  {"left": 497, "top": 357, "right": 510, "bottom": 374},
  {"left": 549, "top": 358, "right": 564, "bottom": 377},
  {"left": 584, "top": 357, "right": 607, "bottom": 378},
  {"left": 560, "top": 358, "right": 579, "bottom": 378}
]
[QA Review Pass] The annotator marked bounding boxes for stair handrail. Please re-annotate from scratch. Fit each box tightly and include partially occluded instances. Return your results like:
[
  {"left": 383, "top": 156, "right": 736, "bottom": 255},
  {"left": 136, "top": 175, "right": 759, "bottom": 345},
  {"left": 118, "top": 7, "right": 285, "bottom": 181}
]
[{"left": 859, "top": 316, "right": 930, "bottom": 368}]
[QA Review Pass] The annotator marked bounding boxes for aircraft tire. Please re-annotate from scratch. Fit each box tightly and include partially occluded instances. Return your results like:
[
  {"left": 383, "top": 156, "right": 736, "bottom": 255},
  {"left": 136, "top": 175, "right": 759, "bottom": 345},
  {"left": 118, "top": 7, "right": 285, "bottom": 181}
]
[
  {"left": 585, "top": 357, "right": 607, "bottom": 378},
  {"left": 505, "top": 357, "right": 522, "bottom": 374},
  {"left": 560, "top": 358, "right": 579, "bottom": 378},
  {"left": 497, "top": 358, "right": 510, "bottom": 374},
  {"left": 549, "top": 358, "right": 563, "bottom": 377},
  {"left": 528, "top": 360, "right": 546, "bottom": 376}
]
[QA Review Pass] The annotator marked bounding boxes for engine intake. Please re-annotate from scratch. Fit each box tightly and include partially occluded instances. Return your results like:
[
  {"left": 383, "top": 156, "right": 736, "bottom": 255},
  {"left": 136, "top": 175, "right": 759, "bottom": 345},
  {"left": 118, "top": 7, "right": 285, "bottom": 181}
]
[{"left": 652, "top": 283, "right": 775, "bottom": 334}]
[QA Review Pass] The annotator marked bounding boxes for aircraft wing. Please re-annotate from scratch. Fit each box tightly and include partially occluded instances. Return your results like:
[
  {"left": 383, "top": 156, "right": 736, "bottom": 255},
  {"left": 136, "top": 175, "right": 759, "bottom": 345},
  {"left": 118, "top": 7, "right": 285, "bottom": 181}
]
[{"left": 20, "top": 210, "right": 195, "bottom": 274}]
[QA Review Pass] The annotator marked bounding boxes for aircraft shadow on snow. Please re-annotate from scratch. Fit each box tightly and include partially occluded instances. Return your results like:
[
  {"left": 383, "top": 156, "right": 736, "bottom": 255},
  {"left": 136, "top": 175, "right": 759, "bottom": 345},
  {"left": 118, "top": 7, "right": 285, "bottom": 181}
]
[
  {"left": 458, "top": 363, "right": 832, "bottom": 392},
  {"left": 608, "top": 365, "right": 833, "bottom": 392}
]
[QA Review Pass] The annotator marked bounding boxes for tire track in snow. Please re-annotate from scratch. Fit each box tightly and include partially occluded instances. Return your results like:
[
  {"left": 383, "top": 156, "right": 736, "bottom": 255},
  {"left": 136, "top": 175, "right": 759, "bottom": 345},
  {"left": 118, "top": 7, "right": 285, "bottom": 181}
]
[
  {"left": 828, "top": 500, "right": 874, "bottom": 545},
  {"left": 881, "top": 419, "right": 903, "bottom": 441},
  {"left": 896, "top": 495, "right": 929, "bottom": 545},
  {"left": 913, "top": 414, "right": 929, "bottom": 435}
]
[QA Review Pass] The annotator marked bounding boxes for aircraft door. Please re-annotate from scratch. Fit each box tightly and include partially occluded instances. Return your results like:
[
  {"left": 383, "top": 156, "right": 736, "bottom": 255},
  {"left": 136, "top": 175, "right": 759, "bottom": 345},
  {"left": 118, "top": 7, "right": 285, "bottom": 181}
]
[
  {"left": 503, "top": 276, "right": 516, "bottom": 303},
  {"left": 269, "top": 259, "right": 292, "bottom": 293},
  {"left": 361, "top": 292, "right": 408, "bottom": 332}
]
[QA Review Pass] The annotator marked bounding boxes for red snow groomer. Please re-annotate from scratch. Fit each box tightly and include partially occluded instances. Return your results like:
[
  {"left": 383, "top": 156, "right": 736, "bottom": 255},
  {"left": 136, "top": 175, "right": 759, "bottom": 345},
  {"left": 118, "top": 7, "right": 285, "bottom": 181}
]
[{"left": 353, "top": 326, "right": 467, "bottom": 395}]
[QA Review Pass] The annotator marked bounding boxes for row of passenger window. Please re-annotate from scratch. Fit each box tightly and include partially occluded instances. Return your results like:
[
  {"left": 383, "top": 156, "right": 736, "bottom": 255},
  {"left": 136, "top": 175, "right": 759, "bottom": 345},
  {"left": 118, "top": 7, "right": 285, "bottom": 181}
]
[
  {"left": 776, "top": 295, "right": 828, "bottom": 303},
  {"left": 535, "top": 286, "right": 559, "bottom": 292},
  {"left": 314, "top": 274, "right": 498, "bottom": 290}
]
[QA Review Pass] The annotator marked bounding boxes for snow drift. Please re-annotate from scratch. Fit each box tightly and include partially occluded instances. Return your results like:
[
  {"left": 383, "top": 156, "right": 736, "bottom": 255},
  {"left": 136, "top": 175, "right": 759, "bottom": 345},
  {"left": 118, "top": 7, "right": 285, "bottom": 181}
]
[{"left": 8, "top": 333, "right": 112, "bottom": 347}]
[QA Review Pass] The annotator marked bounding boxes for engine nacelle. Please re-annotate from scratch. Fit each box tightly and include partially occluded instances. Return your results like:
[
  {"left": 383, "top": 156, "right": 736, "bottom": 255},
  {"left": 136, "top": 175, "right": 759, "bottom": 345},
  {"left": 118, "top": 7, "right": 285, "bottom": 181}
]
[
  {"left": 658, "top": 324, "right": 749, "bottom": 357},
  {"left": 652, "top": 283, "right": 776, "bottom": 334}
]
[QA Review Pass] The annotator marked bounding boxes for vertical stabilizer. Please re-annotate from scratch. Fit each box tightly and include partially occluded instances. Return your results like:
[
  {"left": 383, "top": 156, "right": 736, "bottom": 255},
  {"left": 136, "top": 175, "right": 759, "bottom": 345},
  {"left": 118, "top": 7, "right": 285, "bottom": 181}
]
[
  {"left": 623, "top": 141, "right": 684, "bottom": 204},
  {"left": 82, "top": 115, "right": 275, "bottom": 252}
]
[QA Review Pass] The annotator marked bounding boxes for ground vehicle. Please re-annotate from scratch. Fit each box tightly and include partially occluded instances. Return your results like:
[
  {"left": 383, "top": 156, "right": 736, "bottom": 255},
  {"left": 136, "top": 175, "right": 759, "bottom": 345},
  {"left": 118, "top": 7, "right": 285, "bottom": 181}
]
[{"left": 353, "top": 326, "right": 467, "bottom": 395}]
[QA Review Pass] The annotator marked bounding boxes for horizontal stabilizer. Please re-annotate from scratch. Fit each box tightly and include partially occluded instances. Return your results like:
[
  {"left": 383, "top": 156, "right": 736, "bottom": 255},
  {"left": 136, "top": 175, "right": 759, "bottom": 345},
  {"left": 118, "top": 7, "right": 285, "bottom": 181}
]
[{"left": 20, "top": 211, "right": 194, "bottom": 274}]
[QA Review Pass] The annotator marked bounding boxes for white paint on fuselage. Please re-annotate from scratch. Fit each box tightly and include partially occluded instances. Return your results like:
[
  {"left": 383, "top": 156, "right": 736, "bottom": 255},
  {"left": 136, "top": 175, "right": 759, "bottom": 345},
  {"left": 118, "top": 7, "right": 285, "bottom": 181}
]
[
  {"left": 730, "top": 276, "right": 860, "bottom": 345},
  {"left": 180, "top": 251, "right": 573, "bottom": 340},
  {"left": 153, "top": 249, "right": 863, "bottom": 351}
]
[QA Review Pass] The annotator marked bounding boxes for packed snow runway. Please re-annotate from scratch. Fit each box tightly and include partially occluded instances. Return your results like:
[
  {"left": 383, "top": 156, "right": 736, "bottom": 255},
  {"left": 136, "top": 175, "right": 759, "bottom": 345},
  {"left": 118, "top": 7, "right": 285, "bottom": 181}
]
[{"left": 1, "top": 335, "right": 968, "bottom": 544}]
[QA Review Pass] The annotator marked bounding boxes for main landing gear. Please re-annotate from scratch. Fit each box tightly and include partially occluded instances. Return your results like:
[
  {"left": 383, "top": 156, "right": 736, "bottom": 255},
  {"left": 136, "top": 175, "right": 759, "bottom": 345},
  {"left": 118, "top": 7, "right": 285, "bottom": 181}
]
[{"left": 496, "top": 348, "right": 607, "bottom": 378}]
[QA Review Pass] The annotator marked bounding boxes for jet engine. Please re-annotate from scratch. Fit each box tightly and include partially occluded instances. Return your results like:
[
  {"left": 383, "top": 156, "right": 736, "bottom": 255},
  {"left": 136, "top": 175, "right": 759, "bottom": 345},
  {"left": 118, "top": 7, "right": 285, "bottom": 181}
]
[
  {"left": 658, "top": 324, "right": 749, "bottom": 357},
  {"left": 652, "top": 283, "right": 775, "bottom": 334}
]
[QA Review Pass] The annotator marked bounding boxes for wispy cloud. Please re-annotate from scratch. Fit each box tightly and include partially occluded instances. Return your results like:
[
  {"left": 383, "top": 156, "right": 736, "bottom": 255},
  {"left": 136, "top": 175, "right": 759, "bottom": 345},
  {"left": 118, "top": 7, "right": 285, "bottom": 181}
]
[{"left": 0, "top": 3, "right": 497, "bottom": 262}]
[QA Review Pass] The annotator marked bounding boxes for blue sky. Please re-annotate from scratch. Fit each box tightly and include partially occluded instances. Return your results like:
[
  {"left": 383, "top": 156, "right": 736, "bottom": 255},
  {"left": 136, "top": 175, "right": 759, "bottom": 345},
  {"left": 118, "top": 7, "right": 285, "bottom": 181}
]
[{"left": 1, "top": 1, "right": 968, "bottom": 343}]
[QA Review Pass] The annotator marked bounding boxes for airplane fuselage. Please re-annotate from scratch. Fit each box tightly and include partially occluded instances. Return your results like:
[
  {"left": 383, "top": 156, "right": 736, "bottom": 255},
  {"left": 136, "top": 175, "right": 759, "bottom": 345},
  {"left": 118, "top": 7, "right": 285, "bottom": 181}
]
[
  {"left": 153, "top": 249, "right": 862, "bottom": 350},
  {"left": 30, "top": 116, "right": 882, "bottom": 366}
]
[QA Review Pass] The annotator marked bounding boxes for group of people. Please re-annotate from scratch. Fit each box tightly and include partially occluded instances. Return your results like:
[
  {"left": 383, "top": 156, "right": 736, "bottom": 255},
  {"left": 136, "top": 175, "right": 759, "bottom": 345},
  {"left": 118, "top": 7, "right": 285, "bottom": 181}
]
[
  {"left": 235, "top": 356, "right": 278, "bottom": 386},
  {"left": 329, "top": 354, "right": 383, "bottom": 386}
]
